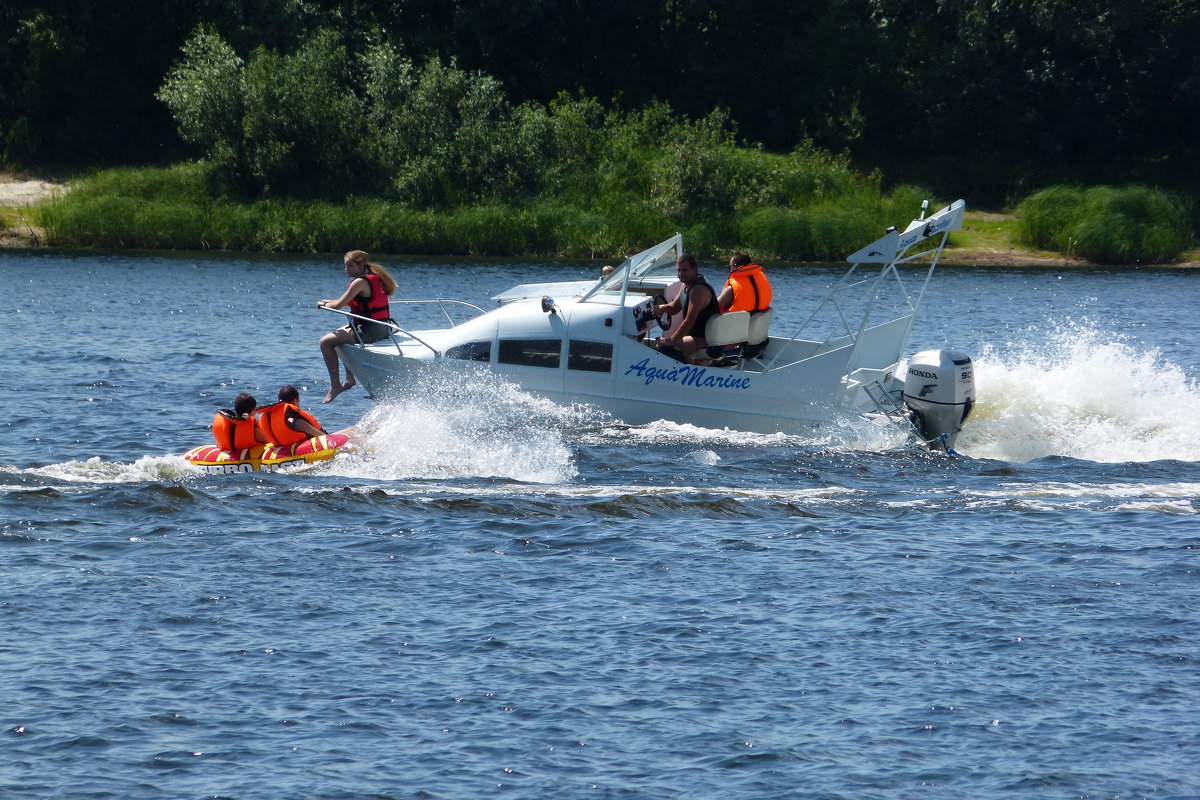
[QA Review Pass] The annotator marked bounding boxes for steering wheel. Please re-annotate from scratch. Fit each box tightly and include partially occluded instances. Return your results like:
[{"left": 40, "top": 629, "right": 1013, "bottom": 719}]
[{"left": 651, "top": 294, "right": 671, "bottom": 330}]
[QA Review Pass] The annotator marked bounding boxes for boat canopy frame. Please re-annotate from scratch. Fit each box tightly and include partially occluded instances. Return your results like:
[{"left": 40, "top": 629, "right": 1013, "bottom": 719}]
[{"left": 762, "top": 199, "right": 965, "bottom": 371}]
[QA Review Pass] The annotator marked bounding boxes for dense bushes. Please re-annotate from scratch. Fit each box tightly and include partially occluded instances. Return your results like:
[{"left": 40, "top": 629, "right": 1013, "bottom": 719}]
[
  {"left": 26, "top": 26, "right": 933, "bottom": 258},
  {"left": 41, "top": 25, "right": 1196, "bottom": 263},
  {"left": 1015, "top": 186, "right": 1194, "bottom": 264},
  {"left": 157, "top": 24, "right": 899, "bottom": 226}
]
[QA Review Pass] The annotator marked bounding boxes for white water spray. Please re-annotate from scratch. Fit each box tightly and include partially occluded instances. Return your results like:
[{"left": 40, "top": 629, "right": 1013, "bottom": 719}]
[
  {"left": 23, "top": 454, "right": 201, "bottom": 484},
  {"left": 957, "top": 322, "right": 1200, "bottom": 463},
  {"left": 326, "top": 370, "right": 594, "bottom": 483}
]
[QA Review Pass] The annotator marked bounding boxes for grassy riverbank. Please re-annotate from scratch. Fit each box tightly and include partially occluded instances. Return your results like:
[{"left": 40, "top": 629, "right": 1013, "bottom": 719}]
[
  {"left": 950, "top": 208, "right": 1200, "bottom": 268},
  {"left": 5, "top": 168, "right": 1198, "bottom": 265},
  {"left": 21, "top": 163, "right": 936, "bottom": 260}
]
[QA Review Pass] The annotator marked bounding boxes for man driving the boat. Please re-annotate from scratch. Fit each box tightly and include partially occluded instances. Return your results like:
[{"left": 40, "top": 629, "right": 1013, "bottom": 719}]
[{"left": 652, "top": 253, "right": 720, "bottom": 362}]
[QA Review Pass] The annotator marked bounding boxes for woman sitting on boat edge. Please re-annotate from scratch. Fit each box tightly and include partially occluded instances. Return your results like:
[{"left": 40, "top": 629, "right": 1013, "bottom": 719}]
[{"left": 317, "top": 249, "right": 398, "bottom": 403}]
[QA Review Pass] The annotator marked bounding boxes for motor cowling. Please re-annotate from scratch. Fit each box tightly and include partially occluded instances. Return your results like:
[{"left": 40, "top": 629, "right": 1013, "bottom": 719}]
[{"left": 902, "top": 350, "right": 975, "bottom": 450}]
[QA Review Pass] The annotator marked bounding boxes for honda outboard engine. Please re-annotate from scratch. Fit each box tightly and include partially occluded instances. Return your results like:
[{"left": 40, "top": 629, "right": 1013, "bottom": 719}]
[{"left": 902, "top": 350, "right": 975, "bottom": 451}]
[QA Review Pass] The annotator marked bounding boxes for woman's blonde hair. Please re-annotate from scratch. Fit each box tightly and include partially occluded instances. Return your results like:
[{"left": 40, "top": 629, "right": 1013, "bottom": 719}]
[{"left": 344, "top": 250, "right": 397, "bottom": 295}]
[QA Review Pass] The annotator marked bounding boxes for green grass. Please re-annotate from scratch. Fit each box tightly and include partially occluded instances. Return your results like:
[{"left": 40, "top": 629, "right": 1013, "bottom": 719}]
[
  {"left": 1014, "top": 185, "right": 1194, "bottom": 264},
  {"left": 950, "top": 212, "right": 1019, "bottom": 251},
  {"left": 32, "top": 166, "right": 1200, "bottom": 265},
  {"left": 35, "top": 163, "right": 941, "bottom": 260}
]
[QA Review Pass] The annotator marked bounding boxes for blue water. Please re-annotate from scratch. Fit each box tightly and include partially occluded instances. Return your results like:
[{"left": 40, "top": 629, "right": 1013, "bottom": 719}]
[{"left": 2, "top": 250, "right": 1198, "bottom": 799}]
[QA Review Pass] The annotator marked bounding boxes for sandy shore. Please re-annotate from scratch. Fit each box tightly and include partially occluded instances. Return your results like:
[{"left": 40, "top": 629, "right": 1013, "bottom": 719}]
[
  {"left": 0, "top": 175, "right": 61, "bottom": 246},
  {"left": 0, "top": 175, "right": 62, "bottom": 207}
]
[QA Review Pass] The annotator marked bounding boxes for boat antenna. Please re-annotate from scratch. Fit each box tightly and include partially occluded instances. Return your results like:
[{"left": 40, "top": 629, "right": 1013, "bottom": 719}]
[{"left": 918, "top": 199, "right": 929, "bottom": 220}]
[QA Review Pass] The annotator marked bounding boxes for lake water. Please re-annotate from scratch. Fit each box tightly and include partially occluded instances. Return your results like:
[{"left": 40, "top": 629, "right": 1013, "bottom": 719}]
[{"left": 2, "top": 249, "right": 1198, "bottom": 799}]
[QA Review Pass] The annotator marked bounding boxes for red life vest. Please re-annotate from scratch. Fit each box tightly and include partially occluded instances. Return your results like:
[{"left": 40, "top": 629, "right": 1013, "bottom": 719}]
[
  {"left": 349, "top": 273, "right": 391, "bottom": 321},
  {"left": 723, "top": 264, "right": 773, "bottom": 312},
  {"left": 212, "top": 410, "right": 259, "bottom": 451},
  {"left": 258, "top": 402, "right": 324, "bottom": 447}
]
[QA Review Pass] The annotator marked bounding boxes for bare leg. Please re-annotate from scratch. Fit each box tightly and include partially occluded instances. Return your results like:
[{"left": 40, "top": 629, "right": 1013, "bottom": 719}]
[
  {"left": 320, "top": 327, "right": 357, "bottom": 403},
  {"left": 676, "top": 335, "right": 709, "bottom": 364}
]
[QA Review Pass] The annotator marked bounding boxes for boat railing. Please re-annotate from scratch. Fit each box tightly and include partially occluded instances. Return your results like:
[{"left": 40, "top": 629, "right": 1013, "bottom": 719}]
[
  {"left": 320, "top": 303, "right": 480, "bottom": 358},
  {"left": 388, "top": 298, "right": 487, "bottom": 327}
]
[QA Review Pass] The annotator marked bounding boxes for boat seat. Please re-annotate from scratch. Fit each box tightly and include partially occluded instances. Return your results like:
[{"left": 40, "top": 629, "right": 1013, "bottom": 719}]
[
  {"left": 704, "top": 310, "right": 750, "bottom": 363},
  {"left": 745, "top": 308, "right": 773, "bottom": 358},
  {"left": 705, "top": 311, "right": 750, "bottom": 347}
]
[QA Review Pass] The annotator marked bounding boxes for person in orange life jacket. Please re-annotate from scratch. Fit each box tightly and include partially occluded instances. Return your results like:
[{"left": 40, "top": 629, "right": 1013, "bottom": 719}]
[
  {"left": 652, "top": 253, "right": 719, "bottom": 361},
  {"left": 212, "top": 393, "right": 270, "bottom": 450},
  {"left": 257, "top": 385, "right": 327, "bottom": 446},
  {"left": 717, "top": 251, "right": 773, "bottom": 312},
  {"left": 317, "top": 250, "right": 398, "bottom": 404}
]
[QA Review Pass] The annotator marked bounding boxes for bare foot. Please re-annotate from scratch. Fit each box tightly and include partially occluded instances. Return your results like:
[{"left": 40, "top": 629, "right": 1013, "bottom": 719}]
[
  {"left": 322, "top": 383, "right": 345, "bottom": 404},
  {"left": 341, "top": 378, "right": 356, "bottom": 391}
]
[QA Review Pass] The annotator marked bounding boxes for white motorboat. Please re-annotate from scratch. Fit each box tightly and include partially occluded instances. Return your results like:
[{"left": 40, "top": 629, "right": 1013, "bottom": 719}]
[{"left": 330, "top": 199, "right": 975, "bottom": 449}]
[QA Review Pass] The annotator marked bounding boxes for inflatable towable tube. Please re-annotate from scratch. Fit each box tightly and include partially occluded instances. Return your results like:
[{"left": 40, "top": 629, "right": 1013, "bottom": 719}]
[{"left": 181, "top": 432, "right": 350, "bottom": 474}]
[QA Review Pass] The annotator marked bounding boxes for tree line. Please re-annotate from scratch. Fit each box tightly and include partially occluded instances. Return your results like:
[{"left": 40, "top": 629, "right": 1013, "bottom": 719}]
[{"left": 3, "top": 0, "right": 1198, "bottom": 205}]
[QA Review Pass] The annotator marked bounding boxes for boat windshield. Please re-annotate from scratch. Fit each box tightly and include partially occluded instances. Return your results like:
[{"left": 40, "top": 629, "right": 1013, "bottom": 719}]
[{"left": 580, "top": 234, "right": 683, "bottom": 304}]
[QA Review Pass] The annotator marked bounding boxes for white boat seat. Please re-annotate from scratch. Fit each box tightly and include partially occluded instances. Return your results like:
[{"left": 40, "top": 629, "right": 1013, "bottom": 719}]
[
  {"left": 704, "top": 311, "right": 750, "bottom": 348},
  {"left": 748, "top": 308, "right": 772, "bottom": 344},
  {"left": 703, "top": 311, "right": 750, "bottom": 363},
  {"left": 745, "top": 308, "right": 772, "bottom": 357}
]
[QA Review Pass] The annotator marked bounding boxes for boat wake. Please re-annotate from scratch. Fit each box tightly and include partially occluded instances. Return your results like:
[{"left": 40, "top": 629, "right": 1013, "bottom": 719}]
[
  {"left": 11, "top": 455, "right": 201, "bottom": 486},
  {"left": 957, "top": 321, "right": 1200, "bottom": 463},
  {"left": 324, "top": 371, "right": 592, "bottom": 483},
  {"left": 582, "top": 414, "right": 908, "bottom": 453}
]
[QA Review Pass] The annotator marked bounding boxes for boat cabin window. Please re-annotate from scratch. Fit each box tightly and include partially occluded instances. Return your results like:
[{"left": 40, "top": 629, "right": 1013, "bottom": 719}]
[
  {"left": 498, "top": 338, "right": 561, "bottom": 369},
  {"left": 567, "top": 340, "right": 613, "bottom": 373},
  {"left": 445, "top": 341, "right": 492, "bottom": 362}
]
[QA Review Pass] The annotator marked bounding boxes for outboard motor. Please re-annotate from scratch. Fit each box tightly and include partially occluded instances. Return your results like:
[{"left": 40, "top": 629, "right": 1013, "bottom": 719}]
[{"left": 902, "top": 349, "right": 975, "bottom": 451}]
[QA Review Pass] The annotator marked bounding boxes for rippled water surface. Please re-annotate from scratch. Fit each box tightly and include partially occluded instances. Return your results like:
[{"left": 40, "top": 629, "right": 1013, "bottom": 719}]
[{"left": 2, "top": 250, "right": 1198, "bottom": 799}]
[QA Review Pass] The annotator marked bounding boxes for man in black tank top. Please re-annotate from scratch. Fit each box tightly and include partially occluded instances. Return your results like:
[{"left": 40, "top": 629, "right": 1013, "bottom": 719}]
[{"left": 652, "top": 253, "right": 719, "bottom": 361}]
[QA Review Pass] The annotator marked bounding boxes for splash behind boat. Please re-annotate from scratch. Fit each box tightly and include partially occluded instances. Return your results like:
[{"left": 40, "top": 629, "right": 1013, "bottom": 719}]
[{"left": 329, "top": 200, "right": 975, "bottom": 450}]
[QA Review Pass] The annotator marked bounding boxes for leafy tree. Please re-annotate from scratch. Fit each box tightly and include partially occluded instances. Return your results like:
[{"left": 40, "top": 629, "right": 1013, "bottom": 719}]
[
  {"left": 0, "top": 0, "right": 347, "bottom": 168},
  {"left": 859, "top": 0, "right": 1200, "bottom": 199},
  {"left": 361, "top": 48, "right": 541, "bottom": 205},
  {"left": 8, "top": 0, "right": 1200, "bottom": 205},
  {"left": 157, "top": 27, "right": 246, "bottom": 189},
  {"left": 240, "top": 29, "right": 365, "bottom": 197}
]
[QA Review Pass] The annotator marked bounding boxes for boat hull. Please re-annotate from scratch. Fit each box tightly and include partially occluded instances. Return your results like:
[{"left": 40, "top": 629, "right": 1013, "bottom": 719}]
[{"left": 337, "top": 340, "right": 887, "bottom": 435}]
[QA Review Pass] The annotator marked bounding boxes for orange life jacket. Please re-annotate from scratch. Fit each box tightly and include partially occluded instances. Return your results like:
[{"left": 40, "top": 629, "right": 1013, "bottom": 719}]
[
  {"left": 212, "top": 410, "right": 259, "bottom": 451},
  {"left": 257, "top": 402, "right": 324, "bottom": 447},
  {"left": 723, "top": 264, "right": 773, "bottom": 313},
  {"left": 349, "top": 273, "right": 391, "bottom": 321}
]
